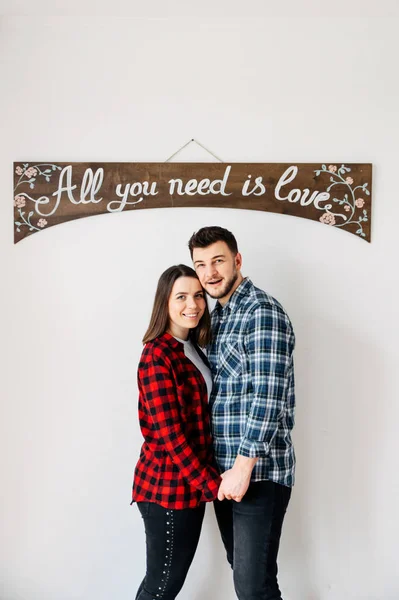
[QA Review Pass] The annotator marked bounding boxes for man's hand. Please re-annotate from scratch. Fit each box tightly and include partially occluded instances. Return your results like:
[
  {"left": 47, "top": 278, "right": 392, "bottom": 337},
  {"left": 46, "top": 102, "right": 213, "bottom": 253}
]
[
  {"left": 217, "top": 469, "right": 250, "bottom": 502},
  {"left": 217, "top": 456, "right": 258, "bottom": 502}
]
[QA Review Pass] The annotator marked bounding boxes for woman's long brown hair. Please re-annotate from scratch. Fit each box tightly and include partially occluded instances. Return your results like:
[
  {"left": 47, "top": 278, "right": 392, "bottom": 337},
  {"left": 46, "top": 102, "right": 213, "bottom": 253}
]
[{"left": 142, "top": 264, "right": 211, "bottom": 347}]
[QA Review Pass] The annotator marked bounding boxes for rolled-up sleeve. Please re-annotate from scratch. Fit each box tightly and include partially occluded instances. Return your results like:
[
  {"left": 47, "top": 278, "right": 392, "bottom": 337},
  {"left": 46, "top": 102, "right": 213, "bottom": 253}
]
[{"left": 237, "top": 304, "right": 295, "bottom": 458}]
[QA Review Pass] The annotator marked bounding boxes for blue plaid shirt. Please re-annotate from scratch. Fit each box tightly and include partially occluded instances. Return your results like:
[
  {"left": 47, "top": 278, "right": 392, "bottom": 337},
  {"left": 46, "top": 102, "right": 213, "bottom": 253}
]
[{"left": 208, "top": 278, "right": 296, "bottom": 487}]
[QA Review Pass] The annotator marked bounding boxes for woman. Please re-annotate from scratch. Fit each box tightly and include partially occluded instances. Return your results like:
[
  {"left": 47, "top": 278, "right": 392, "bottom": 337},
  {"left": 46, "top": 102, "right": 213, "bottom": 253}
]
[{"left": 132, "top": 264, "right": 221, "bottom": 600}]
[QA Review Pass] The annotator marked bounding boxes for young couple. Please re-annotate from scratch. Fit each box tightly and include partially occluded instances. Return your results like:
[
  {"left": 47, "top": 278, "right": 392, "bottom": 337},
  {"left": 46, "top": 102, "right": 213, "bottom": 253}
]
[{"left": 131, "top": 226, "right": 296, "bottom": 600}]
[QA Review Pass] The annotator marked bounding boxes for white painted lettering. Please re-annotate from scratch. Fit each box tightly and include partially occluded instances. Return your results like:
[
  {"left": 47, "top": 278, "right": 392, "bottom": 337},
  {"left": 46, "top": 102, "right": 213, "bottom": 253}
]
[
  {"left": 108, "top": 180, "right": 158, "bottom": 212},
  {"left": 242, "top": 176, "right": 252, "bottom": 196},
  {"left": 197, "top": 179, "right": 211, "bottom": 195},
  {"left": 168, "top": 178, "right": 184, "bottom": 195},
  {"left": 275, "top": 166, "right": 330, "bottom": 208},
  {"left": 169, "top": 167, "right": 232, "bottom": 196},
  {"left": 313, "top": 192, "right": 331, "bottom": 210},
  {"left": 52, "top": 165, "right": 78, "bottom": 206},
  {"left": 275, "top": 166, "right": 298, "bottom": 200},
  {"left": 185, "top": 179, "right": 198, "bottom": 196},
  {"left": 80, "top": 168, "right": 103, "bottom": 204},
  {"left": 209, "top": 165, "right": 232, "bottom": 196},
  {"left": 288, "top": 189, "right": 301, "bottom": 203}
]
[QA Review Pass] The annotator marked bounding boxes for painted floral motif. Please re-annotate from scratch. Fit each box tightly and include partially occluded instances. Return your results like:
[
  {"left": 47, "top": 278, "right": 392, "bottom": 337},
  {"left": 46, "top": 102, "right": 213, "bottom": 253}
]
[
  {"left": 14, "top": 163, "right": 62, "bottom": 235},
  {"left": 14, "top": 195, "right": 26, "bottom": 208},
  {"left": 25, "top": 167, "right": 38, "bottom": 178},
  {"left": 314, "top": 164, "right": 370, "bottom": 239},
  {"left": 355, "top": 198, "right": 365, "bottom": 208},
  {"left": 319, "top": 213, "right": 336, "bottom": 225}
]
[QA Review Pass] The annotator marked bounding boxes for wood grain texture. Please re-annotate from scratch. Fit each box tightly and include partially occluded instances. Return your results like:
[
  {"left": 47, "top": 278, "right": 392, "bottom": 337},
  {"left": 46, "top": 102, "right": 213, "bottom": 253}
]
[{"left": 13, "top": 162, "right": 372, "bottom": 243}]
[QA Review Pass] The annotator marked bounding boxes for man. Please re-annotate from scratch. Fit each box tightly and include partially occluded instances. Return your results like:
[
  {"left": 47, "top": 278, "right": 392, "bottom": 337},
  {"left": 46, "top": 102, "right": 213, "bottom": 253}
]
[{"left": 188, "top": 226, "right": 296, "bottom": 600}]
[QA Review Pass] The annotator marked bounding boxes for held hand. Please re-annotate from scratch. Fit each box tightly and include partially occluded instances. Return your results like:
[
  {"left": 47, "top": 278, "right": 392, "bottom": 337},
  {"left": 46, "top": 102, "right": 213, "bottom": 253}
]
[{"left": 217, "top": 468, "right": 251, "bottom": 502}]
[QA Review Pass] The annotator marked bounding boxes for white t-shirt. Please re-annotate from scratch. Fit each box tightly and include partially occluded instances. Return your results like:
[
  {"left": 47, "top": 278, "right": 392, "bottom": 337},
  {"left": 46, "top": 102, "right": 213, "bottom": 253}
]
[{"left": 174, "top": 337, "right": 213, "bottom": 399}]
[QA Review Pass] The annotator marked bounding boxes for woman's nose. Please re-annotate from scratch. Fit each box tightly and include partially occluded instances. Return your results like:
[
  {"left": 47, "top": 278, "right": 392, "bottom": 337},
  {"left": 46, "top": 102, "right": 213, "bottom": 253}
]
[{"left": 187, "top": 297, "right": 198, "bottom": 309}]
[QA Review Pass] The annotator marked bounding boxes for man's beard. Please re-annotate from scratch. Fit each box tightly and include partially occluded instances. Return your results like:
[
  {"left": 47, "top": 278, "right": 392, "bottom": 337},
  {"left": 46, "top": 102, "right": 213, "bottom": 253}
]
[{"left": 206, "top": 270, "right": 238, "bottom": 300}]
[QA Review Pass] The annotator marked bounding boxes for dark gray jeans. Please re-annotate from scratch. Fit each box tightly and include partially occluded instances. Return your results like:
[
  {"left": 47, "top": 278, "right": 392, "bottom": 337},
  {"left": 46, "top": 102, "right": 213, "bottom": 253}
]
[
  {"left": 135, "top": 501, "right": 205, "bottom": 600},
  {"left": 214, "top": 480, "right": 292, "bottom": 600}
]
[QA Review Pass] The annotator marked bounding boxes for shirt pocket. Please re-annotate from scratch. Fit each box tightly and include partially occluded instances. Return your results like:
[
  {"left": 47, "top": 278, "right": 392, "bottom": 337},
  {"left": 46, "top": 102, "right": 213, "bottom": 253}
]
[{"left": 217, "top": 340, "right": 243, "bottom": 378}]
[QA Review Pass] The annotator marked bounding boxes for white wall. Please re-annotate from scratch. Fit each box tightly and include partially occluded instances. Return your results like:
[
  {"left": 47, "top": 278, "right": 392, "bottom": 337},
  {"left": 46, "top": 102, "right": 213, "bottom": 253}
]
[{"left": 1, "top": 4, "right": 399, "bottom": 599}]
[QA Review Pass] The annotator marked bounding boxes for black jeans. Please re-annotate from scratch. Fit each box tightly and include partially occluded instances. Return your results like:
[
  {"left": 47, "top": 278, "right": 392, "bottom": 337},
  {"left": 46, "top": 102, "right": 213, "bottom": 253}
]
[
  {"left": 214, "top": 480, "right": 291, "bottom": 600},
  {"left": 135, "top": 502, "right": 205, "bottom": 600}
]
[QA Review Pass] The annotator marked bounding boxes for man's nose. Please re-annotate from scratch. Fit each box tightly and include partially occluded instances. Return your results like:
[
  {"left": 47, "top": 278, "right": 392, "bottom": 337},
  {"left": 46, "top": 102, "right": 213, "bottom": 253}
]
[{"left": 205, "top": 263, "right": 217, "bottom": 279}]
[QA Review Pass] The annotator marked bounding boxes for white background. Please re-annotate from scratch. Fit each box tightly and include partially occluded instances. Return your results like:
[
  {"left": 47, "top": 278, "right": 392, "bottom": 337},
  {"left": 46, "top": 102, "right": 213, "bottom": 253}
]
[{"left": 1, "top": 1, "right": 399, "bottom": 599}]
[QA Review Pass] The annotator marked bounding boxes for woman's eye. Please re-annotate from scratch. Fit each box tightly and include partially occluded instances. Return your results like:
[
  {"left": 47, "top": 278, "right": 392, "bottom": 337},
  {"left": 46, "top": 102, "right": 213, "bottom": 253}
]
[
  {"left": 196, "top": 293, "right": 204, "bottom": 298},
  {"left": 177, "top": 295, "right": 185, "bottom": 300}
]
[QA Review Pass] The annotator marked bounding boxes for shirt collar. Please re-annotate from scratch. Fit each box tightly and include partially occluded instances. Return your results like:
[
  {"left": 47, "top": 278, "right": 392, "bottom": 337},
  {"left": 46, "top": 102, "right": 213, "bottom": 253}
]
[
  {"left": 160, "top": 331, "right": 183, "bottom": 349},
  {"left": 215, "top": 277, "right": 253, "bottom": 313}
]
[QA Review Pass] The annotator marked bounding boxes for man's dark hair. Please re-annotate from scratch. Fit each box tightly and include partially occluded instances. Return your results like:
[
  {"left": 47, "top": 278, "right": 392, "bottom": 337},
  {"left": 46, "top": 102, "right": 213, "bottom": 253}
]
[{"left": 188, "top": 226, "right": 238, "bottom": 258}]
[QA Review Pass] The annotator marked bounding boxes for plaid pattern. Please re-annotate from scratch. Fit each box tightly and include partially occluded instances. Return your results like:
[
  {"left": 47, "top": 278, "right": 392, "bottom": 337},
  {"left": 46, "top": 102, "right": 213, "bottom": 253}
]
[
  {"left": 132, "top": 332, "right": 221, "bottom": 509},
  {"left": 208, "top": 278, "right": 296, "bottom": 487}
]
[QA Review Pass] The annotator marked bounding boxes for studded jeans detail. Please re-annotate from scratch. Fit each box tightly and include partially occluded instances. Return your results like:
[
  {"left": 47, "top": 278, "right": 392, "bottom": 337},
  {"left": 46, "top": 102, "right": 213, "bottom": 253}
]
[{"left": 135, "top": 502, "right": 205, "bottom": 600}]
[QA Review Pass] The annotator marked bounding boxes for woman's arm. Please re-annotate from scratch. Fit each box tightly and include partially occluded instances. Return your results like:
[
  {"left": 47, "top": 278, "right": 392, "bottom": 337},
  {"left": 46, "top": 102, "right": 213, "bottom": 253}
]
[{"left": 139, "top": 354, "right": 221, "bottom": 501}]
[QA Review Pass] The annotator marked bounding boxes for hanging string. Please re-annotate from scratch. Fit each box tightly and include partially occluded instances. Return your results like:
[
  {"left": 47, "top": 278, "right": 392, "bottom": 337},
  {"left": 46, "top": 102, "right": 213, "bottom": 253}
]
[{"left": 165, "top": 138, "right": 223, "bottom": 162}]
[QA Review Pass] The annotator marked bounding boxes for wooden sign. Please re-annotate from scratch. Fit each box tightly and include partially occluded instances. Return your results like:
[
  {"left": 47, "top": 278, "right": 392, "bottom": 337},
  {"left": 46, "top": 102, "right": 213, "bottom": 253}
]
[{"left": 13, "top": 162, "right": 372, "bottom": 244}]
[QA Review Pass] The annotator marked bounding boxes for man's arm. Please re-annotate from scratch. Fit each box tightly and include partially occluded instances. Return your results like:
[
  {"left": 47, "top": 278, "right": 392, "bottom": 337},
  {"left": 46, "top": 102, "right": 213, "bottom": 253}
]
[{"left": 218, "top": 303, "right": 295, "bottom": 502}]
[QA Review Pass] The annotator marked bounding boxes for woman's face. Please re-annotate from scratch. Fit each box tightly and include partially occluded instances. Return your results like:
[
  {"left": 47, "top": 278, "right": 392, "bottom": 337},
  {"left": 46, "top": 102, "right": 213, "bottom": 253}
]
[{"left": 167, "top": 276, "right": 206, "bottom": 340}]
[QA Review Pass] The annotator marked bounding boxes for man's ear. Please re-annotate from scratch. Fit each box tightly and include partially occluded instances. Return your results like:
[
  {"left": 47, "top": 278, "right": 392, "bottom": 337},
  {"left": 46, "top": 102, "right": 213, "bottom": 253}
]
[{"left": 235, "top": 252, "right": 243, "bottom": 271}]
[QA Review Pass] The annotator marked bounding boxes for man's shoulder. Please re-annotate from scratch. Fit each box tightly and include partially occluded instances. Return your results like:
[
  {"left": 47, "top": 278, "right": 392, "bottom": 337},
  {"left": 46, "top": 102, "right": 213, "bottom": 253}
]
[{"left": 242, "top": 280, "right": 287, "bottom": 316}]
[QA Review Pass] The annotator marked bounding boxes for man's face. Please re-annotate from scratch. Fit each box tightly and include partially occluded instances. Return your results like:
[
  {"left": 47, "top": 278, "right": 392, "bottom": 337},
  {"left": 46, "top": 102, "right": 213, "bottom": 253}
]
[{"left": 192, "top": 241, "right": 243, "bottom": 304}]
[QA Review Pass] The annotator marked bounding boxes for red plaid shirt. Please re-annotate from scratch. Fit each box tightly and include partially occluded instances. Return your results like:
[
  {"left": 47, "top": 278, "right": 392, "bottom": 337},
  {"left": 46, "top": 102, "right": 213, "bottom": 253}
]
[{"left": 132, "top": 332, "right": 221, "bottom": 509}]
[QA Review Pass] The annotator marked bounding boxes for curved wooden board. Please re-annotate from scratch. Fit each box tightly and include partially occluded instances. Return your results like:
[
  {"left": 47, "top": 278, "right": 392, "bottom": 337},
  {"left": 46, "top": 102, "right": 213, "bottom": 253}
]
[{"left": 13, "top": 162, "right": 372, "bottom": 243}]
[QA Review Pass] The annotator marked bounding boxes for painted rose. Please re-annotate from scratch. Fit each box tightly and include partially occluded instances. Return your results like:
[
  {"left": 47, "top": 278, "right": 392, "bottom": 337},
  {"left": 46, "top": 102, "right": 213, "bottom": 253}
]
[
  {"left": 319, "top": 213, "right": 336, "bottom": 226},
  {"left": 345, "top": 177, "right": 354, "bottom": 185},
  {"left": 355, "top": 198, "right": 365, "bottom": 208},
  {"left": 344, "top": 205, "right": 351, "bottom": 212},
  {"left": 25, "top": 167, "right": 38, "bottom": 178},
  {"left": 14, "top": 195, "right": 26, "bottom": 208},
  {"left": 15, "top": 166, "right": 24, "bottom": 175},
  {"left": 328, "top": 165, "right": 337, "bottom": 173},
  {"left": 37, "top": 219, "right": 48, "bottom": 228}
]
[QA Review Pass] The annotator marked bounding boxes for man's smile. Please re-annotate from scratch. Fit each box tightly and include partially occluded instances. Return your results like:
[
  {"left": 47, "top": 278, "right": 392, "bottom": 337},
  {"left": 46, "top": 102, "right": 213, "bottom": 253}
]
[{"left": 206, "top": 278, "right": 223, "bottom": 286}]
